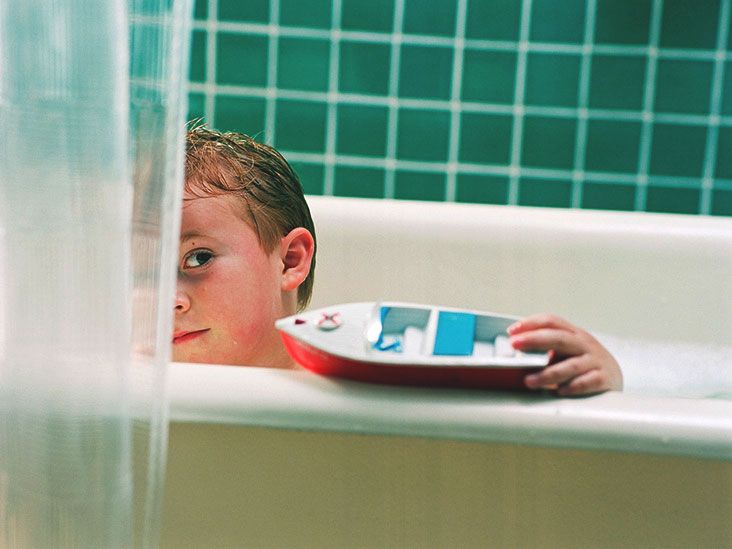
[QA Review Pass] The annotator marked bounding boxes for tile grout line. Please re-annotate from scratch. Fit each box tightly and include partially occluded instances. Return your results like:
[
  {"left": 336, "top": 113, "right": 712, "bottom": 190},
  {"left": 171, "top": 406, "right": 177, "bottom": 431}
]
[
  {"left": 570, "top": 0, "right": 597, "bottom": 209},
  {"left": 635, "top": 0, "right": 664, "bottom": 212},
  {"left": 189, "top": 80, "right": 732, "bottom": 128},
  {"left": 508, "top": 0, "right": 534, "bottom": 205},
  {"left": 204, "top": 0, "right": 218, "bottom": 127},
  {"left": 193, "top": 19, "right": 732, "bottom": 62},
  {"left": 699, "top": 0, "right": 730, "bottom": 215},
  {"left": 322, "top": 0, "right": 343, "bottom": 197},
  {"left": 384, "top": 0, "right": 406, "bottom": 199},
  {"left": 263, "top": 0, "right": 281, "bottom": 145},
  {"left": 445, "top": 0, "right": 468, "bottom": 202},
  {"left": 278, "top": 151, "right": 732, "bottom": 190}
]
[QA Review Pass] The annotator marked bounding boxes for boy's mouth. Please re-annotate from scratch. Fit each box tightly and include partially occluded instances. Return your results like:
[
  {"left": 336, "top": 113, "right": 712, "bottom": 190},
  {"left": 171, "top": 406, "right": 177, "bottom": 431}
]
[{"left": 172, "top": 329, "right": 210, "bottom": 345}]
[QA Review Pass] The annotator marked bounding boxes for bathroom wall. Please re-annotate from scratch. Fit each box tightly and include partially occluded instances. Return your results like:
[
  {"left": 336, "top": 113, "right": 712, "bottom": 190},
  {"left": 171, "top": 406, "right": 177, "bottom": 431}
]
[{"left": 187, "top": 0, "right": 732, "bottom": 216}]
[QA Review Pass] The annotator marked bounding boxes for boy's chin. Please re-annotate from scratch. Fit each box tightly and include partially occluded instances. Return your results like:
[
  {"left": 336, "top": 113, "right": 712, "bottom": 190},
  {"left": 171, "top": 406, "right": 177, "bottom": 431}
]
[
  {"left": 171, "top": 347, "right": 208, "bottom": 364},
  {"left": 171, "top": 340, "right": 290, "bottom": 368},
  {"left": 172, "top": 347, "right": 247, "bottom": 366}
]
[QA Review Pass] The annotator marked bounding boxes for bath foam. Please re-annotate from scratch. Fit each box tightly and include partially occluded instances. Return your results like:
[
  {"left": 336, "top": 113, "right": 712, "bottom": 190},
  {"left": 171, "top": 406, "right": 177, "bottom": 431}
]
[{"left": 596, "top": 332, "right": 732, "bottom": 399}]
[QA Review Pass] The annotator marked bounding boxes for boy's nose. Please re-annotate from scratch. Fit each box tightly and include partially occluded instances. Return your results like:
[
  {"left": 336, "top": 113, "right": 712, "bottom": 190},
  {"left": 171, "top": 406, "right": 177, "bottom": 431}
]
[{"left": 174, "top": 290, "right": 191, "bottom": 313}]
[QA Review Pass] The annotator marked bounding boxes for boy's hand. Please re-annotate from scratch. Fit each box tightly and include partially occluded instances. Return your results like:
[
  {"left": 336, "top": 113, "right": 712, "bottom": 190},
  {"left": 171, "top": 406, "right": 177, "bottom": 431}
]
[{"left": 507, "top": 314, "right": 623, "bottom": 396}]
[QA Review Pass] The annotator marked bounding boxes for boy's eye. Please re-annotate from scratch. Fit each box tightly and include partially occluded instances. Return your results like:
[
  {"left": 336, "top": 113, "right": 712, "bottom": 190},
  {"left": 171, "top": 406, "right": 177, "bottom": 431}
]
[{"left": 183, "top": 249, "right": 214, "bottom": 269}]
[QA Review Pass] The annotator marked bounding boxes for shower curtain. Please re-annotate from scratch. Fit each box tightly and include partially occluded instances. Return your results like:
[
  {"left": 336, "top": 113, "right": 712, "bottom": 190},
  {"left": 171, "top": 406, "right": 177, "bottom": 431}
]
[{"left": 0, "top": 0, "right": 191, "bottom": 546}]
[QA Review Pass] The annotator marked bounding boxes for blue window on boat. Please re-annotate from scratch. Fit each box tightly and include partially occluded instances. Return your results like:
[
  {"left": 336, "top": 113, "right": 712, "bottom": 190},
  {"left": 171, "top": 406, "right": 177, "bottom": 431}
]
[
  {"left": 372, "top": 306, "right": 431, "bottom": 353},
  {"left": 433, "top": 311, "right": 476, "bottom": 356},
  {"left": 373, "top": 306, "right": 402, "bottom": 352}
]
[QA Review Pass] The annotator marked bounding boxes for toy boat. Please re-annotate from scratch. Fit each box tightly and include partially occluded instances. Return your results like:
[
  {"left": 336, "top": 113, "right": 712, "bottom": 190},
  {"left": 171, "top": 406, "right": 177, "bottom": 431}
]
[{"left": 276, "top": 302, "right": 550, "bottom": 391}]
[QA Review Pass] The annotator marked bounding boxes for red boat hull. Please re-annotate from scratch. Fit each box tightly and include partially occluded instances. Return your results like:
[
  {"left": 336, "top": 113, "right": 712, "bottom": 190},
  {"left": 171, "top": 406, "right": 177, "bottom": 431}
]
[{"left": 281, "top": 333, "right": 542, "bottom": 391}]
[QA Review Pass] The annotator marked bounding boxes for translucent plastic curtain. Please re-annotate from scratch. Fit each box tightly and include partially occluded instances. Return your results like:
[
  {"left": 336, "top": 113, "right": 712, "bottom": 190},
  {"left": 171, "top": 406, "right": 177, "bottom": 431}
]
[
  {"left": 0, "top": 0, "right": 191, "bottom": 546},
  {"left": 129, "top": 0, "right": 192, "bottom": 546}
]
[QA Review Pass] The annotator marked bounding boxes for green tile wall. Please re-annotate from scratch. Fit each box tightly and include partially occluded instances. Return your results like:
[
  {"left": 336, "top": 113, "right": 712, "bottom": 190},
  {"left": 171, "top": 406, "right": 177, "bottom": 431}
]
[{"left": 188, "top": 0, "right": 732, "bottom": 216}]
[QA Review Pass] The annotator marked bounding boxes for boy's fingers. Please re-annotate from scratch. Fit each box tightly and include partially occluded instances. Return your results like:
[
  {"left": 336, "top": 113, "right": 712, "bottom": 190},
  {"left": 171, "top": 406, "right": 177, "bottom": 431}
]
[
  {"left": 510, "top": 328, "right": 585, "bottom": 356},
  {"left": 507, "top": 313, "right": 575, "bottom": 335},
  {"left": 557, "top": 368, "right": 607, "bottom": 397},
  {"left": 524, "top": 356, "right": 591, "bottom": 389}
]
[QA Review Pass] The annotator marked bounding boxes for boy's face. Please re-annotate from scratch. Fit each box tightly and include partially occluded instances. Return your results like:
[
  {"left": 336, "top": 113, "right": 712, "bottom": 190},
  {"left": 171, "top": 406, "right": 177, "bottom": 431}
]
[{"left": 173, "top": 192, "right": 291, "bottom": 368}]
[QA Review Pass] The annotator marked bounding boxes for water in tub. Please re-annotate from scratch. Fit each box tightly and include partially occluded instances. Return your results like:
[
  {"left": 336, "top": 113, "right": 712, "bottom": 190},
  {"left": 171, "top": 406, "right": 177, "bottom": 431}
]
[{"left": 591, "top": 332, "right": 732, "bottom": 400}]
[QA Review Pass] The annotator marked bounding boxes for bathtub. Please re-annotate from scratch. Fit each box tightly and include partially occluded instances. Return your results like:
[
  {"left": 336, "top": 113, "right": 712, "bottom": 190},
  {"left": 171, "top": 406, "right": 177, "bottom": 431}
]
[{"left": 162, "top": 197, "right": 732, "bottom": 548}]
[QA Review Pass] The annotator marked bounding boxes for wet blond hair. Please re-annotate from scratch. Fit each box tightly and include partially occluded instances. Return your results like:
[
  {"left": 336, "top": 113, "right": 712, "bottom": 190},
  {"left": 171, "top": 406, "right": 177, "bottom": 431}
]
[{"left": 184, "top": 125, "right": 316, "bottom": 310}]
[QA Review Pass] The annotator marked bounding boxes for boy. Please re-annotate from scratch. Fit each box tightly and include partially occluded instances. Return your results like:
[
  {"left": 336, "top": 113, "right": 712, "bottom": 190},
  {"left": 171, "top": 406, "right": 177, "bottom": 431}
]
[
  {"left": 173, "top": 126, "right": 315, "bottom": 370},
  {"left": 173, "top": 126, "right": 622, "bottom": 396}
]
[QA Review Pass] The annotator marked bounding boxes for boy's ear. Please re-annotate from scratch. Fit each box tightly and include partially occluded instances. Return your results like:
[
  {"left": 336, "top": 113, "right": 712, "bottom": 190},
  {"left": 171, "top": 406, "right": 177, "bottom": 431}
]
[{"left": 279, "top": 227, "right": 314, "bottom": 292}]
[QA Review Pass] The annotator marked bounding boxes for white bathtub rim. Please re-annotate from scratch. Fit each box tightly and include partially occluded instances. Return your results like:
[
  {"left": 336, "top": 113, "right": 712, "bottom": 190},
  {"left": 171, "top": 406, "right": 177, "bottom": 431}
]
[
  {"left": 168, "top": 362, "right": 732, "bottom": 461},
  {"left": 306, "top": 195, "right": 732, "bottom": 241}
]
